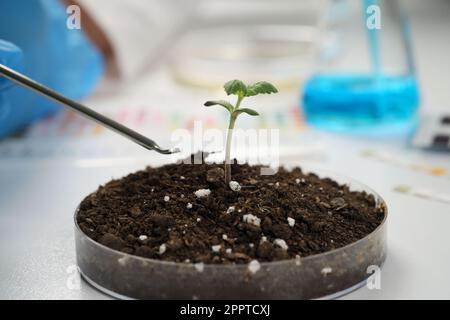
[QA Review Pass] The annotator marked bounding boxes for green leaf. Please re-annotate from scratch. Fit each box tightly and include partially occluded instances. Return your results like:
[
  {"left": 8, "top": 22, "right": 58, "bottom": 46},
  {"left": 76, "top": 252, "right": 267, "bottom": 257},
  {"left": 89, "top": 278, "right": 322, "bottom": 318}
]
[
  {"left": 246, "top": 81, "right": 278, "bottom": 97},
  {"left": 224, "top": 80, "right": 247, "bottom": 97},
  {"left": 204, "top": 100, "right": 234, "bottom": 113},
  {"left": 234, "top": 108, "right": 259, "bottom": 117}
]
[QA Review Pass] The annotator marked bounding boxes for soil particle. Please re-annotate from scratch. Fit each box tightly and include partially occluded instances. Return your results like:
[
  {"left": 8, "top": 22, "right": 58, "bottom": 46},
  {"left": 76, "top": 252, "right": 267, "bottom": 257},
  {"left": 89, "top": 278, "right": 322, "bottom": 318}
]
[
  {"left": 99, "top": 233, "right": 125, "bottom": 251},
  {"left": 206, "top": 167, "right": 225, "bottom": 187},
  {"left": 271, "top": 224, "right": 292, "bottom": 239},
  {"left": 256, "top": 241, "right": 273, "bottom": 259},
  {"left": 129, "top": 206, "right": 142, "bottom": 218}
]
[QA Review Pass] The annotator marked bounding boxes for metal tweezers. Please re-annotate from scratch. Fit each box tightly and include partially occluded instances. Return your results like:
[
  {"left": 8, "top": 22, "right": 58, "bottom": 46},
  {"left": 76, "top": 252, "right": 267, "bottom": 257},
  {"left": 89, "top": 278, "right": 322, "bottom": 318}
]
[{"left": 0, "top": 63, "right": 176, "bottom": 154}]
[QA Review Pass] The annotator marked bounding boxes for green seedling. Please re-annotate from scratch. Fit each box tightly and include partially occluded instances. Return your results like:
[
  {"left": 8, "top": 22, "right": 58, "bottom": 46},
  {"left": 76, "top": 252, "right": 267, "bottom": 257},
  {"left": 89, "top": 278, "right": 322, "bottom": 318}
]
[{"left": 204, "top": 79, "right": 278, "bottom": 188}]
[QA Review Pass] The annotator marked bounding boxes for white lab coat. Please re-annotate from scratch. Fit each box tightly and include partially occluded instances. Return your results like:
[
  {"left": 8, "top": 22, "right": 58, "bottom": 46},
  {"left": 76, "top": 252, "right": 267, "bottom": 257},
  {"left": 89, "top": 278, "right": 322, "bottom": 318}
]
[{"left": 77, "top": 0, "right": 197, "bottom": 80}]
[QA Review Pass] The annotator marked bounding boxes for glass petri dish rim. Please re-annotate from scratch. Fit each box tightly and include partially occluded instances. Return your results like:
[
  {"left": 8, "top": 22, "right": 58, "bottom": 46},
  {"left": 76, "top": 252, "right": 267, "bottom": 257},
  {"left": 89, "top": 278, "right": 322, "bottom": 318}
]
[{"left": 74, "top": 168, "right": 388, "bottom": 271}]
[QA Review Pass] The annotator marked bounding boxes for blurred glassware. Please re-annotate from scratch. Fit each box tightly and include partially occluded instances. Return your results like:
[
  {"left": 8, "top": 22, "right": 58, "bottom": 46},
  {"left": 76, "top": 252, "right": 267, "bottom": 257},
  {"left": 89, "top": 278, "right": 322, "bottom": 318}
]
[
  {"left": 169, "top": 0, "right": 325, "bottom": 92},
  {"left": 302, "top": 0, "right": 419, "bottom": 135}
]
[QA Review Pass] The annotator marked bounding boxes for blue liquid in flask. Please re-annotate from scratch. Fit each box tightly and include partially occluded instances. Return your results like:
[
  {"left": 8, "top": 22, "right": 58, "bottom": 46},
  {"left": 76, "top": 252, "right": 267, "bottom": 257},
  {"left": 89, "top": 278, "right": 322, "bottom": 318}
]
[
  {"left": 302, "top": 0, "right": 419, "bottom": 135},
  {"left": 302, "top": 73, "right": 419, "bottom": 134}
]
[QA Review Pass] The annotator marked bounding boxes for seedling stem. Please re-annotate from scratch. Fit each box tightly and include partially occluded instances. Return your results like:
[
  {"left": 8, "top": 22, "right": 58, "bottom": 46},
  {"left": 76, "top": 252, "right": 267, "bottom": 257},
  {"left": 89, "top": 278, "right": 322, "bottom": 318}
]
[{"left": 204, "top": 80, "right": 278, "bottom": 188}]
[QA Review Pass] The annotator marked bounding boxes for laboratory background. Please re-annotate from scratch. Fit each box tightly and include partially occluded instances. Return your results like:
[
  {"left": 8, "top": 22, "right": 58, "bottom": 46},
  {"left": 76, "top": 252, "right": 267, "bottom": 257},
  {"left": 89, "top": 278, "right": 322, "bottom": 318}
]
[{"left": 0, "top": 0, "right": 450, "bottom": 300}]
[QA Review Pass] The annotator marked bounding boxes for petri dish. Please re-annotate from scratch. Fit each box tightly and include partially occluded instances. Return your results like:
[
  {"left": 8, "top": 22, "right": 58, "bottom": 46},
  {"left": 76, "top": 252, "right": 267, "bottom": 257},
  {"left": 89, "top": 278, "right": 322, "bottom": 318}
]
[
  {"left": 169, "top": 24, "right": 317, "bottom": 91},
  {"left": 75, "top": 170, "right": 387, "bottom": 299}
]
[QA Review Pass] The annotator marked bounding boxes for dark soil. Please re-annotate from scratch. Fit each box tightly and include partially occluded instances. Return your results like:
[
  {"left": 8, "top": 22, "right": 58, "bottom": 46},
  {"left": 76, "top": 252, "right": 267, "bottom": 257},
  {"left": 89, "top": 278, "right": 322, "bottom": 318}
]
[{"left": 77, "top": 154, "right": 386, "bottom": 264}]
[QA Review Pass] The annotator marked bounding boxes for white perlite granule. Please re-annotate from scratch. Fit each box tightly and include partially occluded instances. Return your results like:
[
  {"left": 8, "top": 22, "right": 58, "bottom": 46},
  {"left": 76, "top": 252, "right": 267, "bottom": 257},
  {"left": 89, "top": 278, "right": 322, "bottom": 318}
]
[
  {"left": 226, "top": 206, "right": 235, "bottom": 214},
  {"left": 222, "top": 234, "right": 228, "bottom": 240},
  {"left": 229, "top": 181, "right": 241, "bottom": 192},
  {"left": 186, "top": 203, "right": 193, "bottom": 209},
  {"left": 242, "top": 214, "right": 261, "bottom": 227},
  {"left": 260, "top": 236, "right": 267, "bottom": 243},
  {"left": 180, "top": 176, "right": 185, "bottom": 180},
  {"left": 248, "top": 260, "right": 261, "bottom": 274},
  {"left": 274, "top": 238, "right": 288, "bottom": 250},
  {"left": 249, "top": 243, "right": 254, "bottom": 248},
  {"left": 295, "top": 255, "right": 301, "bottom": 266},
  {"left": 287, "top": 217, "right": 295, "bottom": 227},
  {"left": 180, "top": 194, "right": 185, "bottom": 198},
  {"left": 138, "top": 235, "right": 148, "bottom": 241},
  {"left": 275, "top": 182, "right": 280, "bottom": 188},
  {"left": 321, "top": 267, "right": 332, "bottom": 275},
  {"left": 194, "top": 189, "right": 211, "bottom": 198},
  {"left": 295, "top": 178, "right": 301, "bottom": 184},
  {"left": 194, "top": 262, "right": 204, "bottom": 272},
  {"left": 196, "top": 218, "right": 201, "bottom": 222},
  {"left": 212, "top": 245, "right": 221, "bottom": 253},
  {"left": 159, "top": 243, "right": 167, "bottom": 255},
  {"left": 226, "top": 248, "right": 232, "bottom": 254},
  {"left": 164, "top": 195, "right": 170, "bottom": 202}
]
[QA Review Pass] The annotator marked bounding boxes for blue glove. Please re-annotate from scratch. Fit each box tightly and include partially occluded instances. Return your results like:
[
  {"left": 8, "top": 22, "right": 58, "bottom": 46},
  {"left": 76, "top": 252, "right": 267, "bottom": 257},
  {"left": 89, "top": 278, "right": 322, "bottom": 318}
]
[
  {"left": 0, "top": 40, "right": 24, "bottom": 136},
  {"left": 0, "top": 0, "right": 104, "bottom": 138},
  {"left": 0, "top": 40, "right": 23, "bottom": 91}
]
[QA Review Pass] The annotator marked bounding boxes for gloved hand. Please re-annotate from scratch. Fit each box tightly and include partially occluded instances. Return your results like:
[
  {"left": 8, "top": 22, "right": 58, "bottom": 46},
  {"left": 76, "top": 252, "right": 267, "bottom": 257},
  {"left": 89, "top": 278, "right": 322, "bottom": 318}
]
[
  {"left": 0, "top": 40, "right": 23, "bottom": 91},
  {"left": 0, "top": 0, "right": 104, "bottom": 138},
  {"left": 0, "top": 40, "right": 24, "bottom": 137}
]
